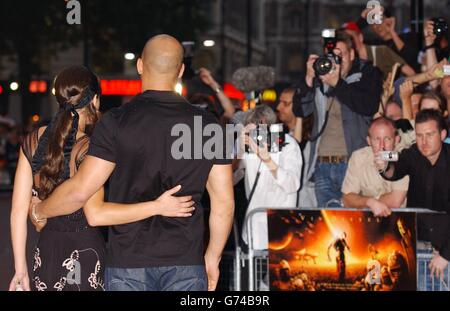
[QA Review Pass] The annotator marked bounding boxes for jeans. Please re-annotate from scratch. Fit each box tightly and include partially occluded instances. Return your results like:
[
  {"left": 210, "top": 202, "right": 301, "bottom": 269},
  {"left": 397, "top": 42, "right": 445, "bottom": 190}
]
[
  {"left": 314, "top": 162, "right": 347, "bottom": 208},
  {"left": 105, "top": 265, "right": 207, "bottom": 291},
  {"left": 417, "top": 242, "right": 449, "bottom": 291}
]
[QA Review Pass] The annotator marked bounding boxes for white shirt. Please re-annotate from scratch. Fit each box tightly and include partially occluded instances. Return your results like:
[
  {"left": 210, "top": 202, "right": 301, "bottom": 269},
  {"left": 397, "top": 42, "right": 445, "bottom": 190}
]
[{"left": 242, "top": 134, "right": 302, "bottom": 250}]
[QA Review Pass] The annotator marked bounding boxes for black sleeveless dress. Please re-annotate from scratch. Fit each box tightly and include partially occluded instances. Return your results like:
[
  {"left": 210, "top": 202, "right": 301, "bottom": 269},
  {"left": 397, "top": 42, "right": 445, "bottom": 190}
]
[{"left": 22, "top": 127, "right": 106, "bottom": 291}]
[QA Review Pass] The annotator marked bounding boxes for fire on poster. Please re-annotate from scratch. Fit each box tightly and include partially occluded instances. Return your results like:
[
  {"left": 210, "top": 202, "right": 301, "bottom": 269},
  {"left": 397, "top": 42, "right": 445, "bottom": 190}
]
[{"left": 268, "top": 210, "right": 416, "bottom": 291}]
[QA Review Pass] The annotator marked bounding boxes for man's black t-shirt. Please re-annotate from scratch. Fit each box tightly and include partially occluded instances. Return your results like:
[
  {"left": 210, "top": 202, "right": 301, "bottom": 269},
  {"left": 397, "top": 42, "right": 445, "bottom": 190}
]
[{"left": 87, "top": 90, "right": 231, "bottom": 268}]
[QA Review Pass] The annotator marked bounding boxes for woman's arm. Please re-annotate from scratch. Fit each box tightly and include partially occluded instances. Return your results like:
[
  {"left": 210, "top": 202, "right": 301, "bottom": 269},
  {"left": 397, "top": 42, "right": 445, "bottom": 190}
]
[
  {"left": 198, "top": 68, "right": 236, "bottom": 119},
  {"left": 405, "top": 59, "right": 448, "bottom": 86},
  {"left": 83, "top": 185, "right": 195, "bottom": 227},
  {"left": 9, "top": 149, "right": 33, "bottom": 291},
  {"left": 399, "top": 80, "right": 414, "bottom": 120},
  {"left": 216, "top": 88, "right": 236, "bottom": 120}
]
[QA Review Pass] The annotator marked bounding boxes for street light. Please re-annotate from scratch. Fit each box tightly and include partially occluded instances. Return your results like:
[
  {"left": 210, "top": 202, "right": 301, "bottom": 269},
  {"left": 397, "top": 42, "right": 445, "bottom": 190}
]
[
  {"left": 10, "top": 82, "right": 19, "bottom": 91},
  {"left": 32, "top": 114, "right": 40, "bottom": 122},
  {"left": 124, "top": 53, "right": 135, "bottom": 60},
  {"left": 203, "top": 40, "right": 215, "bottom": 47}
]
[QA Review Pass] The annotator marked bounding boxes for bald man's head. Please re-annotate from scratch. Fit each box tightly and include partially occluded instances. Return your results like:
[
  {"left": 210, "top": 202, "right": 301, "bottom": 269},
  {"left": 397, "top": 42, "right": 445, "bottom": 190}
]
[{"left": 138, "top": 34, "right": 184, "bottom": 80}]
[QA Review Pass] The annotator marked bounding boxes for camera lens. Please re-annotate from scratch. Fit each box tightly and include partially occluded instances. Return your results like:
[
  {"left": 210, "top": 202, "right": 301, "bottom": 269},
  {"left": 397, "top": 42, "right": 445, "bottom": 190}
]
[{"left": 313, "top": 56, "right": 333, "bottom": 76}]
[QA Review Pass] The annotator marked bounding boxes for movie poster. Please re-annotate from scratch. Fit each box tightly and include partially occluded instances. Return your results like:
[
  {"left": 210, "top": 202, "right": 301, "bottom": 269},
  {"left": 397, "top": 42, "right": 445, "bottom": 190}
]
[{"left": 268, "top": 210, "right": 416, "bottom": 291}]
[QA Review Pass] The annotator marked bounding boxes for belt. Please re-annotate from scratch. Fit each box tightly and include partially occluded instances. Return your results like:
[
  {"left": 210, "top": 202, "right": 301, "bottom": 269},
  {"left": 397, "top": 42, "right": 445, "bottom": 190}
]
[{"left": 317, "top": 155, "right": 348, "bottom": 164}]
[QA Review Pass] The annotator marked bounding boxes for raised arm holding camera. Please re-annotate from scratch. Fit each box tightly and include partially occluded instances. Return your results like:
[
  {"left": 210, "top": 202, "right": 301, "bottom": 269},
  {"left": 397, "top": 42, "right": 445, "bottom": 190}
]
[
  {"left": 358, "top": 6, "right": 420, "bottom": 72},
  {"left": 293, "top": 30, "right": 382, "bottom": 207},
  {"left": 423, "top": 18, "right": 449, "bottom": 90},
  {"left": 342, "top": 117, "right": 408, "bottom": 217},
  {"left": 239, "top": 105, "right": 302, "bottom": 250}
]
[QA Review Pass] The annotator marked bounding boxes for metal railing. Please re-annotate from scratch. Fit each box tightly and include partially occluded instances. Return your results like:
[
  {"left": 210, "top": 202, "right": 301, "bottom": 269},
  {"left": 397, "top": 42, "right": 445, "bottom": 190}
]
[{"left": 417, "top": 252, "right": 449, "bottom": 291}]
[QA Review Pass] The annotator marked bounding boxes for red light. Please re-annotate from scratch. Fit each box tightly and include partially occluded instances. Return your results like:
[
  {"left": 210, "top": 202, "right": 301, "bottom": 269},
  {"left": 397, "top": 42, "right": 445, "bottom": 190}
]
[
  {"left": 223, "top": 83, "right": 245, "bottom": 100},
  {"left": 0, "top": 85, "right": 3, "bottom": 94},
  {"left": 29, "top": 81, "right": 47, "bottom": 93},
  {"left": 100, "top": 80, "right": 142, "bottom": 95},
  {"left": 38, "top": 81, "right": 47, "bottom": 93}
]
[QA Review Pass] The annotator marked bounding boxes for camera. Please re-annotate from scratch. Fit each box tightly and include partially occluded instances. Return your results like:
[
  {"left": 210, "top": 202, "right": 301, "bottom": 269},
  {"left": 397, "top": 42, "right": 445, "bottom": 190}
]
[
  {"left": 313, "top": 29, "right": 342, "bottom": 76},
  {"left": 246, "top": 123, "right": 285, "bottom": 153},
  {"left": 379, "top": 151, "right": 398, "bottom": 162},
  {"left": 443, "top": 65, "right": 450, "bottom": 76},
  {"left": 431, "top": 17, "right": 448, "bottom": 39}
]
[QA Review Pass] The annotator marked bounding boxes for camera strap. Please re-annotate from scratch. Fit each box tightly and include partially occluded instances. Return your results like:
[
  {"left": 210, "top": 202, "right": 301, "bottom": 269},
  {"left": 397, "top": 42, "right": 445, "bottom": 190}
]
[
  {"left": 247, "top": 160, "right": 263, "bottom": 207},
  {"left": 308, "top": 98, "right": 335, "bottom": 142}
]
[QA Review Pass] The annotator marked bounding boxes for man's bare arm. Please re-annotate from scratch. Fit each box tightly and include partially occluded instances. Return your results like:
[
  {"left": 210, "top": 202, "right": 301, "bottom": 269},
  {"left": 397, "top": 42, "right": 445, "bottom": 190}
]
[
  {"left": 343, "top": 193, "right": 392, "bottom": 217},
  {"left": 342, "top": 193, "right": 371, "bottom": 208},
  {"left": 204, "top": 164, "right": 234, "bottom": 290},
  {"left": 37, "top": 156, "right": 115, "bottom": 219},
  {"left": 379, "top": 190, "right": 407, "bottom": 209}
]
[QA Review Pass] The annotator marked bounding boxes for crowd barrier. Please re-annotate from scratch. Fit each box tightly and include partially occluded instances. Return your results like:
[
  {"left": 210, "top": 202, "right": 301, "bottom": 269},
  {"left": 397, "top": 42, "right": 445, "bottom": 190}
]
[{"left": 235, "top": 207, "right": 449, "bottom": 291}]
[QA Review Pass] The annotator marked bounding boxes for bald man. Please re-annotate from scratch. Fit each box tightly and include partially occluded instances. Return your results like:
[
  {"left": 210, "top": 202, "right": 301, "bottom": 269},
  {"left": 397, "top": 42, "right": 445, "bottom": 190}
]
[
  {"left": 32, "top": 35, "right": 234, "bottom": 291},
  {"left": 342, "top": 117, "right": 408, "bottom": 216}
]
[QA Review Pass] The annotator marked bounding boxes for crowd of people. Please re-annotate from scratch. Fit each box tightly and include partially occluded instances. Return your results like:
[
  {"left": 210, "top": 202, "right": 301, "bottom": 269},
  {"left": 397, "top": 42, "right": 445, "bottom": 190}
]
[{"left": 221, "top": 7, "right": 449, "bottom": 287}]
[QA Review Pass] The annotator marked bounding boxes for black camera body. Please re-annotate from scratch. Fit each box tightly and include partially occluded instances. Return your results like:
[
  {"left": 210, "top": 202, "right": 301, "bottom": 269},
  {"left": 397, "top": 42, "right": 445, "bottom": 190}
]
[
  {"left": 431, "top": 17, "right": 448, "bottom": 39},
  {"left": 246, "top": 124, "right": 285, "bottom": 153},
  {"left": 313, "top": 29, "right": 342, "bottom": 76}
]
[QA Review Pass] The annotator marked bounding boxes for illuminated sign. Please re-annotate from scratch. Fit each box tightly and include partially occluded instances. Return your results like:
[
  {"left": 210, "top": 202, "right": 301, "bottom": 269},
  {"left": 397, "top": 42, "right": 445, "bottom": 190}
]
[
  {"left": 100, "top": 80, "right": 142, "bottom": 95},
  {"left": 223, "top": 83, "right": 245, "bottom": 100},
  {"left": 29, "top": 81, "right": 48, "bottom": 93},
  {"left": 262, "top": 89, "right": 277, "bottom": 102}
]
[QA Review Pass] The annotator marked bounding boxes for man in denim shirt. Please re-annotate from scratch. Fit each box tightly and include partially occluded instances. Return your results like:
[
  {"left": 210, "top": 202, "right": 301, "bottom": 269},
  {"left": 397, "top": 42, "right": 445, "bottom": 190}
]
[{"left": 293, "top": 30, "right": 382, "bottom": 207}]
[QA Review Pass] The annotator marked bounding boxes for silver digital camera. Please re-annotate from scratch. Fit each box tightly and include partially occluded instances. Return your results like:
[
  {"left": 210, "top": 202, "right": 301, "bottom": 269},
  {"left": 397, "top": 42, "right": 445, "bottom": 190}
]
[
  {"left": 246, "top": 124, "right": 285, "bottom": 153},
  {"left": 379, "top": 151, "right": 398, "bottom": 162}
]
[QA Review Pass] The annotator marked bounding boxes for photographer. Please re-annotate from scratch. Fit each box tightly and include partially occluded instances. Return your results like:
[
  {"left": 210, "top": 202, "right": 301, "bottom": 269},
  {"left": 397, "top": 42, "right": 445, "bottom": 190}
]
[
  {"left": 240, "top": 105, "right": 302, "bottom": 250},
  {"left": 358, "top": 7, "right": 420, "bottom": 72},
  {"left": 377, "top": 109, "right": 450, "bottom": 282},
  {"left": 293, "top": 30, "right": 382, "bottom": 207}
]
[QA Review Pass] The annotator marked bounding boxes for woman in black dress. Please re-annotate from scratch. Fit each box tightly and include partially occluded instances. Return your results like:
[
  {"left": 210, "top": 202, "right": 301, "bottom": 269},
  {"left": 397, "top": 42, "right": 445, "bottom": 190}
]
[{"left": 9, "top": 66, "right": 194, "bottom": 291}]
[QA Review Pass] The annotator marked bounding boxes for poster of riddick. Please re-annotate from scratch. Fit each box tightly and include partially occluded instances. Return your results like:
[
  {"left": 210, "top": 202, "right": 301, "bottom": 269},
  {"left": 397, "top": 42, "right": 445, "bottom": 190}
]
[{"left": 268, "top": 210, "right": 416, "bottom": 291}]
